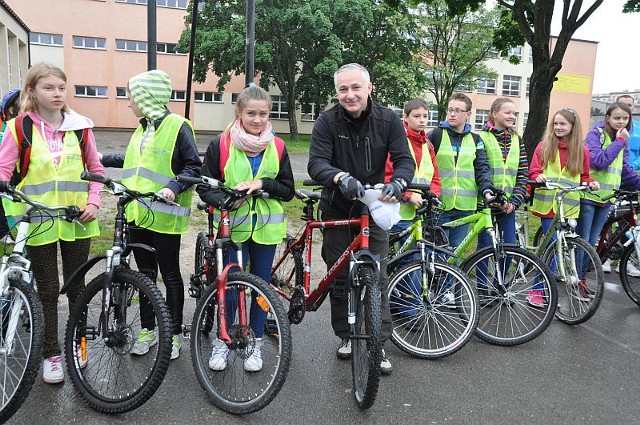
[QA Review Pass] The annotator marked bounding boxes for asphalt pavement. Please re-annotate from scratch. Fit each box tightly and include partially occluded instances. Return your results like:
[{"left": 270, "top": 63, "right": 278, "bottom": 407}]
[{"left": 6, "top": 131, "right": 640, "bottom": 424}]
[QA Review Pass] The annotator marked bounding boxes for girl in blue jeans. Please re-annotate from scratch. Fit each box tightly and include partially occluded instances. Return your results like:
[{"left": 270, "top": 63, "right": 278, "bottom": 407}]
[{"left": 198, "top": 84, "right": 294, "bottom": 372}]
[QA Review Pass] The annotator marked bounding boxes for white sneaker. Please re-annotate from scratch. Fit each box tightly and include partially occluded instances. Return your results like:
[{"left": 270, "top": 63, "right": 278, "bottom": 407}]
[
  {"left": 76, "top": 345, "right": 87, "bottom": 369},
  {"left": 617, "top": 262, "right": 640, "bottom": 278},
  {"left": 43, "top": 355, "right": 64, "bottom": 384},
  {"left": 131, "top": 328, "right": 157, "bottom": 356},
  {"left": 244, "top": 344, "right": 263, "bottom": 372},
  {"left": 380, "top": 349, "right": 392, "bottom": 375},
  {"left": 602, "top": 259, "right": 612, "bottom": 273},
  {"left": 208, "top": 340, "right": 229, "bottom": 371},
  {"left": 170, "top": 335, "right": 181, "bottom": 360},
  {"left": 336, "top": 338, "right": 351, "bottom": 360}
]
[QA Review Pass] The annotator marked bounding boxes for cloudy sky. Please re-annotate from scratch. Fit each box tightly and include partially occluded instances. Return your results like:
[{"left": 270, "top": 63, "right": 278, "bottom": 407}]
[{"left": 551, "top": 0, "right": 639, "bottom": 94}]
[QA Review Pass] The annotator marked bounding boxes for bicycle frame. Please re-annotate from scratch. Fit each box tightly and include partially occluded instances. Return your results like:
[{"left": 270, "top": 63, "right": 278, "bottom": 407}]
[
  {"left": 595, "top": 194, "right": 639, "bottom": 262},
  {"left": 272, "top": 211, "right": 377, "bottom": 312},
  {"left": 441, "top": 207, "right": 498, "bottom": 262}
]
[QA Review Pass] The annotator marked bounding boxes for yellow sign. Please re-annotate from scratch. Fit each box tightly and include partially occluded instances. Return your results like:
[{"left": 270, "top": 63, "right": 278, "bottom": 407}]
[{"left": 553, "top": 73, "right": 591, "bottom": 94}]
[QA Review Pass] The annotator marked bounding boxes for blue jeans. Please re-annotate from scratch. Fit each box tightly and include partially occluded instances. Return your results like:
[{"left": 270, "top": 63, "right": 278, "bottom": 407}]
[
  {"left": 389, "top": 220, "right": 421, "bottom": 318},
  {"left": 576, "top": 202, "right": 610, "bottom": 278},
  {"left": 476, "top": 210, "right": 516, "bottom": 289},
  {"left": 224, "top": 239, "right": 276, "bottom": 339},
  {"left": 437, "top": 209, "right": 472, "bottom": 250}
]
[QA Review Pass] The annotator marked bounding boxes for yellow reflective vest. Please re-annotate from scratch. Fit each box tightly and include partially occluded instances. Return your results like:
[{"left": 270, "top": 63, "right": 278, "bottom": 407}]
[
  {"left": 215, "top": 139, "right": 286, "bottom": 245},
  {"left": 400, "top": 140, "right": 435, "bottom": 220},
  {"left": 480, "top": 131, "right": 520, "bottom": 198},
  {"left": 3, "top": 119, "right": 99, "bottom": 246},
  {"left": 584, "top": 129, "right": 623, "bottom": 203},
  {"left": 436, "top": 131, "right": 478, "bottom": 211},
  {"left": 531, "top": 152, "right": 581, "bottom": 218},
  {"left": 122, "top": 113, "right": 194, "bottom": 234}
]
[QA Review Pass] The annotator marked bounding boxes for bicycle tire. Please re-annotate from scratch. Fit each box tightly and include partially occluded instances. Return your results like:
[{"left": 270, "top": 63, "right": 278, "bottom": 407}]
[
  {"left": 270, "top": 235, "right": 304, "bottom": 325},
  {"left": 351, "top": 264, "right": 382, "bottom": 410},
  {"left": 461, "top": 246, "right": 557, "bottom": 346},
  {"left": 64, "top": 269, "right": 172, "bottom": 413},
  {"left": 533, "top": 226, "right": 544, "bottom": 248},
  {"left": 195, "top": 232, "right": 216, "bottom": 332},
  {"left": 619, "top": 244, "right": 640, "bottom": 306},
  {"left": 190, "top": 272, "right": 292, "bottom": 414},
  {"left": 388, "top": 259, "right": 478, "bottom": 359},
  {"left": 543, "top": 236, "right": 604, "bottom": 324},
  {"left": 0, "top": 279, "right": 44, "bottom": 424}
]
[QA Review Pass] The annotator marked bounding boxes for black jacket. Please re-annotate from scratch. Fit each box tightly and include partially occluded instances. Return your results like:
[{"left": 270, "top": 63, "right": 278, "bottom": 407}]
[
  {"left": 102, "top": 113, "right": 202, "bottom": 196},
  {"left": 307, "top": 99, "right": 415, "bottom": 218},
  {"left": 198, "top": 134, "right": 295, "bottom": 207}
]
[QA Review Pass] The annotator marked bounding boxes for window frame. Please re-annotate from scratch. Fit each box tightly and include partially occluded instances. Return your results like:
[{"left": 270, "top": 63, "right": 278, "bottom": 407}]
[
  {"left": 72, "top": 36, "right": 107, "bottom": 50},
  {"left": 75, "top": 85, "right": 108, "bottom": 98},
  {"left": 501, "top": 75, "right": 521, "bottom": 97}
]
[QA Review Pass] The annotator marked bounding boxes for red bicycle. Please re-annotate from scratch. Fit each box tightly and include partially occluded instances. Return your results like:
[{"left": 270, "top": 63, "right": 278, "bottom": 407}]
[
  {"left": 177, "top": 175, "right": 292, "bottom": 415},
  {"left": 270, "top": 180, "right": 383, "bottom": 409}
]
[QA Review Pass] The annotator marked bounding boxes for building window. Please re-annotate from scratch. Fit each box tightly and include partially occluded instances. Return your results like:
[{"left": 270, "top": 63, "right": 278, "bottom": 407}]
[
  {"left": 115, "top": 0, "right": 187, "bottom": 8},
  {"left": 487, "top": 48, "right": 499, "bottom": 59},
  {"left": 170, "top": 90, "right": 186, "bottom": 101},
  {"left": 157, "top": 43, "right": 184, "bottom": 54},
  {"left": 115, "top": 39, "right": 147, "bottom": 52},
  {"left": 477, "top": 78, "right": 497, "bottom": 94},
  {"left": 502, "top": 75, "right": 521, "bottom": 97},
  {"left": 75, "top": 85, "right": 108, "bottom": 98},
  {"left": 427, "top": 110, "right": 439, "bottom": 128},
  {"left": 73, "top": 36, "right": 106, "bottom": 50},
  {"left": 528, "top": 47, "right": 533, "bottom": 63},
  {"left": 30, "top": 32, "right": 63, "bottom": 46},
  {"left": 474, "top": 109, "right": 489, "bottom": 130},
  {"left": 508, "top": 46, "right": 523, "bottom": 61},
  {"left": 523, "top": 112, "right": 529, "bottom": 129},
  {"left": 270, "top": 95, "right": 288, "bottom": 120},
  {"left": 231, "top": 93, "right": 239, "bottom": 104},
  {"left": 116, "top": 87, "right": 127, "bottom": 98},
  {"left": 514, "top": 112, "right": 519, "bottom": 127},
  {"left": 526, "top": 77, "right": 531, "bottom": 98},
  {"left": 194, "top": 91, "right": 223, "bottom": 103},
  {"left": 301, "top": 103, "right": 321, "bottom": 121}
]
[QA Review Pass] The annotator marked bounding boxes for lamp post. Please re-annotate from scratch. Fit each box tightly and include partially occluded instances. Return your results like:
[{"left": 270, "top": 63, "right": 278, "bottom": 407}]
[
  {"left": 245, "top": 0, "right": 255, "bottom": 85},
  {"left": 147, "top": 0, "right": 157, "bottom": 71}
]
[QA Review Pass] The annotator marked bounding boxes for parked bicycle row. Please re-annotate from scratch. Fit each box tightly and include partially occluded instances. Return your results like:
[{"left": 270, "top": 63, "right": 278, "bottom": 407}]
[{"left": 1, "top": 61, "right": 640, "bottom": 421}]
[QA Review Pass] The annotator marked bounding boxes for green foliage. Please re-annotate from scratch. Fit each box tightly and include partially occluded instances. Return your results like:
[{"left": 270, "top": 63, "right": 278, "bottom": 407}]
[
  {"left": 178, "top": 0, "right": 428, "bottom": 140},
  {"left": 623, "top": 0, "right": 640, "bottom": 12}
]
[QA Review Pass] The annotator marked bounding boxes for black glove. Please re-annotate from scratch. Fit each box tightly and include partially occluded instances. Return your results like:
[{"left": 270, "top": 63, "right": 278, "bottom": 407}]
[
  {"left": 338, "top": 173, "right": 365, "bottom": 200},
  {"left": 381, "top": 178, "right": 407, "bottom": 199}
]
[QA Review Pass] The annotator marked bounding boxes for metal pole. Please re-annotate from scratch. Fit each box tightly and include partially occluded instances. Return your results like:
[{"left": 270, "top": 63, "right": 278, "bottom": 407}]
[
  {"left": 245, "top": 0, "right": 255, "bottom": 85},
  {"left": 185, "top": 0, "right": 200, "bottom": 119},
  {"left": 147, "top": 0, "right": 157, "bottom": 71}
]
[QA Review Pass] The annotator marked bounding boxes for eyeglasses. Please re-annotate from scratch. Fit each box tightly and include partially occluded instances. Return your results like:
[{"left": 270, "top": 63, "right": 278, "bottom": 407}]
[{"left": 446, "top": 108, "right": 469, "bottom": 115}]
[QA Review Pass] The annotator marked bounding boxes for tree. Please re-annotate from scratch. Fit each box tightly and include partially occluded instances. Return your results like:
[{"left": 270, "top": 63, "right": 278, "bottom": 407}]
[
  {"left": 415, "top": 0, "right": 500, "bottom": 118},
  {"left": 178, "top": 0, "right": 427, "bottom": 140},
  {"left": 388, "top": 0, "right": 610, "bottom": 162}
]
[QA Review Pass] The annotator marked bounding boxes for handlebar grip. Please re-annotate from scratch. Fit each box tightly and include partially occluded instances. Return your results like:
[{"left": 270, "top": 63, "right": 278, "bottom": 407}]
[
  {"left": 406, "top": 182, "right": 431, "bottom": 192},
  {"left": 303, "top": 179, "right": 321, "bottom": 187},
  {"left": 0, "top": 181, "right": 9, "bottom": 192},
  {"left": 176, "top": 175, "right": 206, "bottom": 185},
  {"left": 81, "top": 171, "right": 110, "bottom": 185}
]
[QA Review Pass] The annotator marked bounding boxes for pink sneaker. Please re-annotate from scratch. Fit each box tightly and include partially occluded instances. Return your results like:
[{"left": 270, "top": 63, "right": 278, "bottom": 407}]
[
  {"left": 43, "top": 355, "right": 64, "bottom": 384},
  {"left": 527, "top": 290, "right": 544, "bottom": 308}
]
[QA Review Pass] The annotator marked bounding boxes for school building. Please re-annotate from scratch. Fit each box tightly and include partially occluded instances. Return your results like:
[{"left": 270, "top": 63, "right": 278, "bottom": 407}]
[
  {"left": 0, "top": 0, "right": 29, "bottom": 96},
  {"left": 4, "top": 0, "right": 597, "bottom": 136}
]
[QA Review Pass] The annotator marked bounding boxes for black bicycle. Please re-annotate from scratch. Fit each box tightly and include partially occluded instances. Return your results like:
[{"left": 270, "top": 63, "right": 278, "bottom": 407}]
[{"left": 60, "top": 171, "right": 172, "bottom": 414}]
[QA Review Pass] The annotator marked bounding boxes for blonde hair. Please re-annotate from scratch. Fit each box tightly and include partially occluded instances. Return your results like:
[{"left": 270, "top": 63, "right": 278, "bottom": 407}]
[
  {"left": 21, "top": 63, "right": 70, "bottom": 114},
  {"left": 540, "top": 108, "right": 584, "bottom": 176},
  {"left": 488, "top": 98, "right": 515, "bottom": 124},
  {"left": 223, "top": 85, "right": 271, "bottom": 135}
]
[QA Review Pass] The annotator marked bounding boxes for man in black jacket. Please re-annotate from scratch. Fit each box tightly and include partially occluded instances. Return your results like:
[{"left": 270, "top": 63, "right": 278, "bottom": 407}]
[{"left": 307, "top": 63, "right": 415, "bottom": 375}]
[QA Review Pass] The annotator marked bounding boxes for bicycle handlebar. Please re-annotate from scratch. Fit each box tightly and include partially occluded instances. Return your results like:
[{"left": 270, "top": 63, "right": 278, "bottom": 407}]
[
  {"left": 82, "top": 171, "right": 180, "bottom": 206},
  {"left": 0, "top": 181, "right": 82, "bottom": 223}
]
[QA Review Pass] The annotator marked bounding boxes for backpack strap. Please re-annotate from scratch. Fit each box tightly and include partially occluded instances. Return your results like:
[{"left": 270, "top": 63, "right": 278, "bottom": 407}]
[{"left": 218, "top": 133, "right": 285, "bottom": 180}]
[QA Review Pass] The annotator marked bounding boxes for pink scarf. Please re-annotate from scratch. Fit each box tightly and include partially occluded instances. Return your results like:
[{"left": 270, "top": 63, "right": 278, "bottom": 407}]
[{"left": 229, "top": 119, "right": 274, "bottom": 157}]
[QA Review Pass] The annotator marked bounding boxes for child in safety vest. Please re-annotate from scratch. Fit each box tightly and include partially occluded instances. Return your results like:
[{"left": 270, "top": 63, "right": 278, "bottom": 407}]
[
  {"left": 0, "top": 63, "right": 104, "bottom": 384},
  {"left": 384, "top": 98, "right": 441, "bottom": 320},
  {"left": 197, "top": 84, "right": 295, "bottom": 372},
  {"left": 0, "top": 88, "right": 21, "bottom": 243},
  {"left": 528, "top": 108, "right": 599, "bottom": 305},
  {"left": 100, "top": 70, "right": 201, "bottom": 361},
  {"left": 578, "top": 102, "right": 640, "bottom": 279}
]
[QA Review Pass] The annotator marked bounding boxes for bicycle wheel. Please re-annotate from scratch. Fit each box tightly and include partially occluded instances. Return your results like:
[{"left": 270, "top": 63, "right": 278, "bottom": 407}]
[
  {"left": 533, "top": 226, "right": 545, "bottom": 248},
  {"left": 619, "top": 244, "right": 640, "bottom": 306},
  {"left": 461, "top": 246, "right": 557, "bottom": 346},
  {"left": 195, "top": 232, "right": 216, "bottom": 332},
  {"left": 388, "top": 260, "right": 478, "bottom": 359},
  {"left": 543, "top": 236, "right": 604, "bottom": 324},
  {"left": 0, "top": 279, "right": 43, "bottom": 424},
  {"left": 64, "top": 269, "right": 172, "bottom": 413},
  {"left": 191, "top": 272, "right": 292, "bottom": 414},
  {"left": 271, "top": 235, "right": 304, "bottom": 325},
  {"left": 351, "top": 264, "right": 382, "bottom": 410}
]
